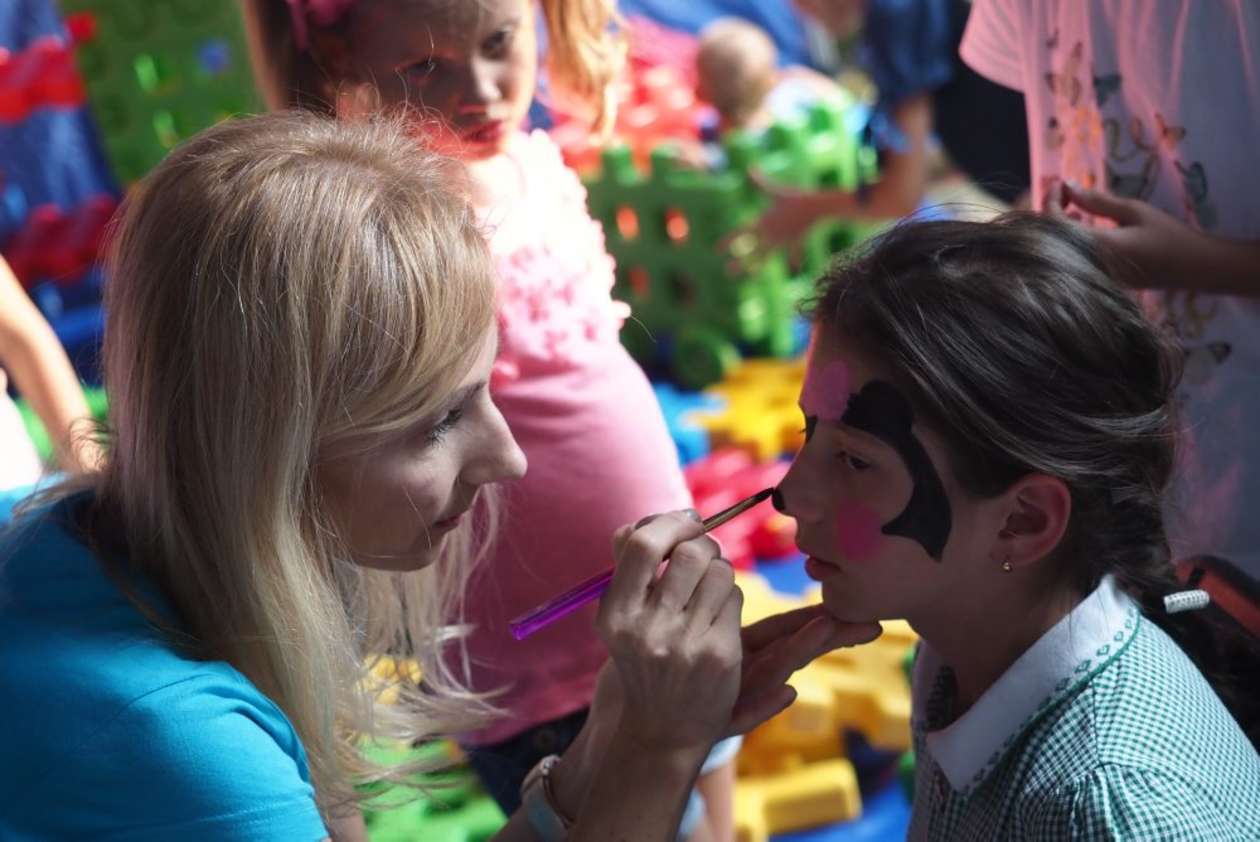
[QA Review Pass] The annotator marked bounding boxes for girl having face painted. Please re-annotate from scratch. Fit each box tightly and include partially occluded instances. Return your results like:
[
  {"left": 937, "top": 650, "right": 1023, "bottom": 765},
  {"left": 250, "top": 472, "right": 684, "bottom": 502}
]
[
  {"left": 238, "top": 1, "right": 740, "bottom": 835},
  {"left": 776, "top": 213, "right": 1260, "bottom": 839}
]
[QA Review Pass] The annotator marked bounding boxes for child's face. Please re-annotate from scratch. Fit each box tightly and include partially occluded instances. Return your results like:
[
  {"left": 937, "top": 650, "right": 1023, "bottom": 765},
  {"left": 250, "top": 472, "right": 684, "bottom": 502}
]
[
  {"left": 339, "top": 0, "right": 537, "bottom": 160},
  {"left": 319, "top": 330, "right": 527, "bottom": 571},
  {"left": 777, "top": 329, "right": 1008, "bottom": 623}
]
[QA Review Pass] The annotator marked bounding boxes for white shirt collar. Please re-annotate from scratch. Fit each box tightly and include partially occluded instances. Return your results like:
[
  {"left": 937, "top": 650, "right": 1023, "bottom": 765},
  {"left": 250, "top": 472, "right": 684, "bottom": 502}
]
[{"left": 912, "top": 575, "right": 1139, "bottom": 793}]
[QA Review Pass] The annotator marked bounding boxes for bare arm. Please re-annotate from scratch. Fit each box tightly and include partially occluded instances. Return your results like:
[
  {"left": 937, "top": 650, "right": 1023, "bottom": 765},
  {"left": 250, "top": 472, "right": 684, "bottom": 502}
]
[{"left": 0, "top": 256, "right": 101, "bottom": 472}]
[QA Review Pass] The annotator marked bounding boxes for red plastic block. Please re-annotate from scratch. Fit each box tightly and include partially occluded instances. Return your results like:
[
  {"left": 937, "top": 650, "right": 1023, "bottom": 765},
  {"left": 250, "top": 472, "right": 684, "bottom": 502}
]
[
  {"left": 685, "top": 448, "right": 795, "bottom": 567},
  {"left": 3, "top": 195, "right": 118, "bottom": 286},
  {"left": 0, "top": 35, "right": 87, "bottom": 123}
]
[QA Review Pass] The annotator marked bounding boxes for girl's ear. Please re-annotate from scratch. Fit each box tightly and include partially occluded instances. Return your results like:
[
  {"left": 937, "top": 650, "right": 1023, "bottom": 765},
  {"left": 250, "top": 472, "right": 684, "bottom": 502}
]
[{"left": 991, "top": 474, "right": 1072, "bottom": 571}]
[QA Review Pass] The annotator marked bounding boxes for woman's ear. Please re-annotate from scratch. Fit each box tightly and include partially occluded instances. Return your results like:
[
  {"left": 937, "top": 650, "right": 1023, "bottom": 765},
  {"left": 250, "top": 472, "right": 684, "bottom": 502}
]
[{"left": 991, "top": 474, "right": 1072, "bottom": 571}]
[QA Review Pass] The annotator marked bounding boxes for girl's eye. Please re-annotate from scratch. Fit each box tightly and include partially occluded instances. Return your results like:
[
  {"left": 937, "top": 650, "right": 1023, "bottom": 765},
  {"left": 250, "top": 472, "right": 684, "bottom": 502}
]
[
  {"left": 840, "top": 451, "right": 872, "bottom": 472},
  {"left": 425, "top": 407, "right": 464, "bottom": 444},
  {"left": 484, "top": 26, "right": 514, "bottom": 56},
  {"left": 802, "top": 416, "right": 818, "bottom": 442},
  {"left": 407, "top": 58, "right": 440, "bottom": 79}
]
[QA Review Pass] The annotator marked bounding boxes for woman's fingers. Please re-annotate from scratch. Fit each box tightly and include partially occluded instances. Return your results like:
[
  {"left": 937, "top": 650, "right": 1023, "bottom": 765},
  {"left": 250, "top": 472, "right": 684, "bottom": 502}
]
[
  {"left": 604, "top": 511, "right": 704, "bottom": 608},
  {"left": 649, "top": 534, "right": 722, "bottom": 612},
  {"left": 681, "top": 554, "right": 737, "bottom": 629},
  {"left": 741, "top": 604, "right": 832, "bottom": 652},
  {"left": 727, "top": 613, "right": 883, "bottom": 735},
  {"left": 728, "top": 684, "right": 798, "bottom": 737}
]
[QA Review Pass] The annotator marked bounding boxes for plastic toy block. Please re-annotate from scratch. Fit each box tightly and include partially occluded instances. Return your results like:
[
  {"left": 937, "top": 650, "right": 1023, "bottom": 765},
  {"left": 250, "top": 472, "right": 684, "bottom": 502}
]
[
  {"left": 584, "top": 96, "right": 878, "bottom": 388},
  {"left": 734, "top": 758, "right": 861, "bottom": 842},
  {"left": 685, "top": 449, "right": 793, "bottom": 568},
  {"left": 2, "top": 194, "right": 117, "bottom": 287},
  {"left": 898, "top": 749, "right": 916, "bottom": 801},
  {"left": 15, "top": 384, "right": 106, "bottom": 462},
  {"left": 0, "top": 34, "right": 87, "bottom": 123},
  {"left": 735, "top": 571, "right": 916, "bottom": 763},
  {"left": 652, "top": 381, "right": 723, "bottom": 465},
  {"left": 809, "top": 620, "right": 918, "bottom": 753},
  {"left": 58, "top": 0, "right": 263, "bottom": 185},
  {"left": 362, "top": 655, "right": 423, "bottom": 706},
  {"left": 360, "top": 740, "right": 507, "bottom": 842},
  {"left": 553, "top": 17, "right": 710, "bottom": 175},
  {"left": 694, "top": 357, "right": 807, "bottom": 461}
]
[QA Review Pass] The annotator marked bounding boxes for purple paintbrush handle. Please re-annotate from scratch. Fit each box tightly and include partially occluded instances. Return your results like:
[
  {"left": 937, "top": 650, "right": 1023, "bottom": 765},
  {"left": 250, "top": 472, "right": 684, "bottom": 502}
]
[{"left": 509, "top": 567, "right": 615, "bottom": 640}]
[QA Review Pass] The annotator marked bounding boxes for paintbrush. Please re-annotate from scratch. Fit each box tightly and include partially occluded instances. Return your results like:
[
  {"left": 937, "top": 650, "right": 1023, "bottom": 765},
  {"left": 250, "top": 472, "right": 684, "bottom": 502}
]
[{"left": 509, "top": 487, "right": 775, "bottom": 640}]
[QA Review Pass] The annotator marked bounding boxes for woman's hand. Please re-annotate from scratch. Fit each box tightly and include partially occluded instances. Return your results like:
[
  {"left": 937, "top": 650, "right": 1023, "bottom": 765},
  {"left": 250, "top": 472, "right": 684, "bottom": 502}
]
[
  {"left": 598, "top": 511, "right": 743, "bottom": 754},
  {"left": 597, "top": 511, "right": 883, "bottom": 748},
  {"left": 543, "top": 511, "right": 881, "bottom": 839}
]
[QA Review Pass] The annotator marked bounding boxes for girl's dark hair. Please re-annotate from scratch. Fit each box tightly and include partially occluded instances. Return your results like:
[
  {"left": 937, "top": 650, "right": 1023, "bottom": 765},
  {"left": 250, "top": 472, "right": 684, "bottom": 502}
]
[{"left": 812, "top": 211, "right": 1259, "bottom": 744}]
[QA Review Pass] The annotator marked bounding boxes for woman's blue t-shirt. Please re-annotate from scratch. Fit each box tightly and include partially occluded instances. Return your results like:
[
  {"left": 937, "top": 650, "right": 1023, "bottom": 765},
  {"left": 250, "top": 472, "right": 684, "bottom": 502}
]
[{"left": 0, "top": 498, "right": 327, "bottom": 840}]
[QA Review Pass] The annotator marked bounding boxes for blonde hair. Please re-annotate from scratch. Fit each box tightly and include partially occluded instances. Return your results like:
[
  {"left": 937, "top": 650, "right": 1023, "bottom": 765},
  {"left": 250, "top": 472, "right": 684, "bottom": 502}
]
[
  {"left": 240, "top": 0, "right": 625, "bottom": 133},
  {"left": 57, "top": 111, "right": 501, "bottom": 815},
  {"left": 696, "top": 17, "right": 778, "bottom": 128}
]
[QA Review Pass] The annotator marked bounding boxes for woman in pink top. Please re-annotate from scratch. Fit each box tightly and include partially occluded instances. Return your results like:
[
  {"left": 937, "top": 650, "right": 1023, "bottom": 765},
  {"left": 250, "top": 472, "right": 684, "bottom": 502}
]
[{"left": 242, "top": 0, "right": 739, "bottom": 836}]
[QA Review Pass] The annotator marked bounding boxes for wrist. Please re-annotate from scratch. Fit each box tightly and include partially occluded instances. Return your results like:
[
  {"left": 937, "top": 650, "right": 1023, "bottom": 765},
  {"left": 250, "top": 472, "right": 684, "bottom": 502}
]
[{"left": 605, "top": 724, "right": 711, "bottom": 783}]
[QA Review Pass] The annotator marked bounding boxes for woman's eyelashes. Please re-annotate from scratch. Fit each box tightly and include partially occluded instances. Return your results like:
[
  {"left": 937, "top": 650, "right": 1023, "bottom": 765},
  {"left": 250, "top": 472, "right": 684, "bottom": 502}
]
[{"left": 424, "top": 406, "right": 464, "bottom": 444}]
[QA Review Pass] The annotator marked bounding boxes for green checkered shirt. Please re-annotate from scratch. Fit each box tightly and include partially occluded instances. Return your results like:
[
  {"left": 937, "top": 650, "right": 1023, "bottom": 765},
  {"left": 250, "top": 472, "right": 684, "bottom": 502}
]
[{"left": 909, "top": 577, "right": 1260, "bottom": 840}]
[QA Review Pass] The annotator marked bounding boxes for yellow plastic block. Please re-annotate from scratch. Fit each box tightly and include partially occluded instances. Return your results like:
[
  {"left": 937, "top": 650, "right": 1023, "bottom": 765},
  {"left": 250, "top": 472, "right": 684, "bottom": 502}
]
[
  {"left": 735, "top": 572, "right": 917, "bottom": 761},
  {"left": 813, "top": 619, "right": 917, "bottom": 752},
  {"left": 693, "top": 358, "right": 807, "bottom": 460},
  {"left": 734, "top": 758, "right": 861, "bottom": 842},
  {"left": 364, "top": 656, "right": 422, "bottom": 706}
]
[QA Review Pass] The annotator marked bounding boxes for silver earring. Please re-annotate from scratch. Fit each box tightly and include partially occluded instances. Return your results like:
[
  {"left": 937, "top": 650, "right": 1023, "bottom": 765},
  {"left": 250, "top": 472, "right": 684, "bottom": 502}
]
[{"left": 1001, "top": 558, "right": 1013, "bottom": 573}]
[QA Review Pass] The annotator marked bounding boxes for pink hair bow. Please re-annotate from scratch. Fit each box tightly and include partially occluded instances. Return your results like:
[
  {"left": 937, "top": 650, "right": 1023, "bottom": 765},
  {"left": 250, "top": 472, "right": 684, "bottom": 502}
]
[{"left": 285, "top": 0, "right": 357, "bottom": 50}]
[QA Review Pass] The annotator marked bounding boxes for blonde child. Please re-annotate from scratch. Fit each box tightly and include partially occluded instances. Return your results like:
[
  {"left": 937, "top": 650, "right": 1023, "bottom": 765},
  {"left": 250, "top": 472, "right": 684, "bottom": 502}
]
[
  {"left": 696, "top": 17, "right": 849, "bottom": 135},
  {"left": 777, "top": 213, "right": 1259, "bottom": 838},
  {"left": 0, "top": 111, "right": 873, "bottom": 840},
  {"left": 239, "top": 1, "right": 739, "bottom": 835}
]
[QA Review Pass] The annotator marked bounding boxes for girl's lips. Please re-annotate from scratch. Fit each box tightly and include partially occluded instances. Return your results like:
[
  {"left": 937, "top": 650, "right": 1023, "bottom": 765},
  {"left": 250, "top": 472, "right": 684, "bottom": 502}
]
[
  {"left": 804, "top": 555, "right": 842, "bottom": 580},
  {"left": 463, "top": 120, "right": 504, "bottom": 145}
]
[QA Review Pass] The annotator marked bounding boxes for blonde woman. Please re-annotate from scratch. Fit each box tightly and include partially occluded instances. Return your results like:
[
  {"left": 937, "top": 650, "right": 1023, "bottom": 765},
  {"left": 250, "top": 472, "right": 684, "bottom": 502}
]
[{"left": 0, "top": 112, "right": 878, "bottom": 841}]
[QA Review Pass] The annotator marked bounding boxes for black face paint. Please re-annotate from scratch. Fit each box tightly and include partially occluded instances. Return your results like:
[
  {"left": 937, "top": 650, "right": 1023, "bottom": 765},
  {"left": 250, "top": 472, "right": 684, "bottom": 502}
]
[
  {"left": 841, "top": 380, "right": 952, "bottom": 560},
  {"left": 771, "top": 487, "right": 788, "bottom": 513}
]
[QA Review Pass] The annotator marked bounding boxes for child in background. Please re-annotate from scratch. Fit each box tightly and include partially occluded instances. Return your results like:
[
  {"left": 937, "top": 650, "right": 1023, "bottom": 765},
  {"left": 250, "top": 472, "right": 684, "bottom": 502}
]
[
  {"left": 745, "top": 0, "right": 1031, "bottom": 248},
  {"left": 0, "top": 254, "right": 99, "bottom": 492},
  {"left": 962, "top": 0, "right": 1260, "bottom": 581},
  {"left": 777, "top": 213, "right": 1260, "bottom": 838},
  {"left": 696, "top": 17, "right": 849, "bottom": 136},
  {"left": 239, "top": 1, "right": 737, "bottom": 836}
]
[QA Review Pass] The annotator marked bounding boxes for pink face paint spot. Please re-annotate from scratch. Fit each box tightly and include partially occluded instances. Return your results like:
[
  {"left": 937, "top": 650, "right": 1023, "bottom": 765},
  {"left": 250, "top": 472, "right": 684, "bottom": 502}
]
[
  {"left": 801, "top": 360, "right": 851, "bottom": 422},
  {"left": 835, "top": 502, "right": 882, "bottom": 562}
]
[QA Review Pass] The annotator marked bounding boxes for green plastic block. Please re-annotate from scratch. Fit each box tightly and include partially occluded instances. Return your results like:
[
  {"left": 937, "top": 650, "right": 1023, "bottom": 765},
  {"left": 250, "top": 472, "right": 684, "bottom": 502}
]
[
  {"left": 60, "top": 0, "right": 263, "bottom": 185},
  {"left": 585, "top": 96, "right": 881, "bottom": 387},
  {"left": 898, "top": 749, "right": 916, "bottom": 801},
  {"left": 359, "top": 740, "right": 507, "bottom": 842},
  {"left": 16, "top": 386, "right": 107, "bottom": 462}
]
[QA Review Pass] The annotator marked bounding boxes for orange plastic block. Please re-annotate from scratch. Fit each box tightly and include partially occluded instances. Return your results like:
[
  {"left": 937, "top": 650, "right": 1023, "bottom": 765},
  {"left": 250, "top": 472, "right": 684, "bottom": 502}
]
[
  {"left": 693, "top": 358, "right": 807, "bottom": 461},
  {"left": 734, "top": 758, "right": 861, "bottom": 842}
]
